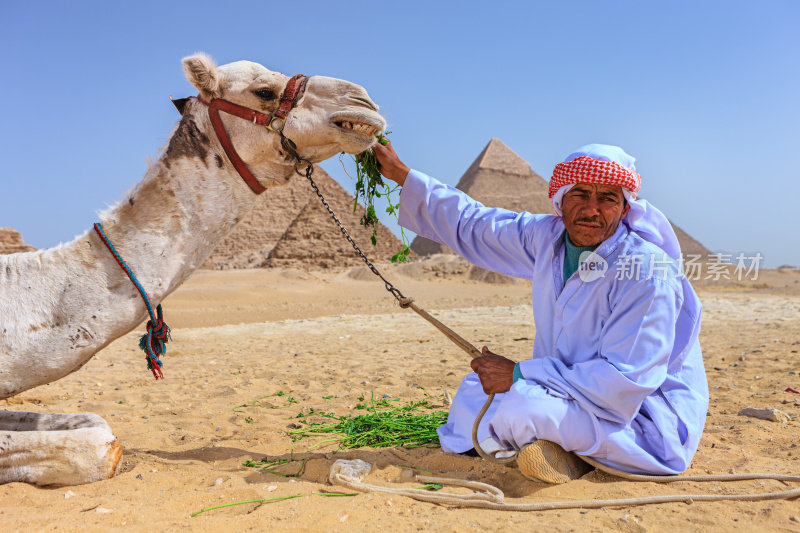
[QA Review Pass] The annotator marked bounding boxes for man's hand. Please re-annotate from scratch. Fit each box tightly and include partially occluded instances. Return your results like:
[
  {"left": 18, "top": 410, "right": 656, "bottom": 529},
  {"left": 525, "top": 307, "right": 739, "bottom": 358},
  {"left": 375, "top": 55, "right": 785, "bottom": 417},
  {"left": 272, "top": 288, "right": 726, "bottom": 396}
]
[
  {"left": 470, "top": 346, "right": 516, "bottom": 394},
  {"left": 372, "top": 138, "right": 410, "bottom": 186}
]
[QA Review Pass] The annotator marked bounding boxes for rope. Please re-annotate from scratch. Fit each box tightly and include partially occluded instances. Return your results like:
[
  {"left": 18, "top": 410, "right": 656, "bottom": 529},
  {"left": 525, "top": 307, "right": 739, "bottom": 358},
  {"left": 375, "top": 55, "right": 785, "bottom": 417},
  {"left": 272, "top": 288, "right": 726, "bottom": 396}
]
[
  {"left": 93, "top": 223, "right": 170, "bottom": 379},
  {"left": 302, "top": 164, "right": 408, "bottom": 303},
  {"left": 300, "top": 156, "right": 800, "bottom": 508},
  {"left": 330, "top": 458, "right": 800, "bottom": 511},
  {"left": 302, "top": 163, "right": 482, "bottom": 356}
]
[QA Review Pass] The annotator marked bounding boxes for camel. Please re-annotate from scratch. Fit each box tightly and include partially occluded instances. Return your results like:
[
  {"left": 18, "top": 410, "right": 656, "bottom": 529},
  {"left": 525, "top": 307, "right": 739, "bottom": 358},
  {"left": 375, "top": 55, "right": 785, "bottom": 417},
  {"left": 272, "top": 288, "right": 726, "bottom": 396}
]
[{"left": 0, "top": 53, "right": 386, "bottom": 486}]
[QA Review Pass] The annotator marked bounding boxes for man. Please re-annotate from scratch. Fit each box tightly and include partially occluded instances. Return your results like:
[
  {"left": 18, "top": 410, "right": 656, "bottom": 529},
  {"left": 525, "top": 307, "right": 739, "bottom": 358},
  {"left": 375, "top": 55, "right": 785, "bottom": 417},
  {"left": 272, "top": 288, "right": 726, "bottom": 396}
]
[{"left": 373, "top": 141, "right": 708, "bottom": 483}]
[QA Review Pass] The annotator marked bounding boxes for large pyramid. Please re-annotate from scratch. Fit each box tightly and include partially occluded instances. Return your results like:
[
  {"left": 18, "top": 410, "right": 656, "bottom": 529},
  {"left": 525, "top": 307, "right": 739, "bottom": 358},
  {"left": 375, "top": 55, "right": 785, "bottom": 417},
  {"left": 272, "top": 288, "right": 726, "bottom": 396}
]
[
  {"left": 411, "top": 138, "right": 552, "bottom": 256},
  {"left": 0, "top": 228, "right": 36, "bottom": 255},
  {"left": 203, "top": 165, "right": 405, "bottom": 270},
  {"left": 410, "top": 139, "right": 711, "bottom": 259}
]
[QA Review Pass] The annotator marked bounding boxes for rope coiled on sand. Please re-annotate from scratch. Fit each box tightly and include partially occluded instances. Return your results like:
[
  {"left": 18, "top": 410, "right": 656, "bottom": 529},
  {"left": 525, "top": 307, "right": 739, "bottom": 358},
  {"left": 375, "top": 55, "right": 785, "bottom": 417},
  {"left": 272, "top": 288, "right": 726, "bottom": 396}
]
[{"left": 329, "top": 458, "right": 800, "bottom": 511}]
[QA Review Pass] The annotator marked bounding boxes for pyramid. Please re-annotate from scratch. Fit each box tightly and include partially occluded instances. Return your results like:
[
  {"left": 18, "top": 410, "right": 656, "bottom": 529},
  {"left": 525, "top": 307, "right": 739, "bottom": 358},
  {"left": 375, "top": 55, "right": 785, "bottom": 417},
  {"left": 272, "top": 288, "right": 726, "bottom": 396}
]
[
  {"left": 411, "top": 138, "right": 552, "bottom": 256},
  {"left": 203, "top": 165, "right": 405, "bottom": 270},
  {"left": 0, "top": 228, "right": 36, "bottom": 255},
  {"left": 669, "top": 223, "right": 711, "bottom": 257},
  {"left": 410, "top": 139, "right": 711, "bottom": 259}
]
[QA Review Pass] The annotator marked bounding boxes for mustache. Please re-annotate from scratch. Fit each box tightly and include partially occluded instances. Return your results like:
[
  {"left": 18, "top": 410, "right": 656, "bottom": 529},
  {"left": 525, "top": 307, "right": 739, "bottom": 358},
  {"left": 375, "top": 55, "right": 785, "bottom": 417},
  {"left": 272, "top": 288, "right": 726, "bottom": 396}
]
[{"left": 575, "top": 216, "right": 603, "bottom": 226}]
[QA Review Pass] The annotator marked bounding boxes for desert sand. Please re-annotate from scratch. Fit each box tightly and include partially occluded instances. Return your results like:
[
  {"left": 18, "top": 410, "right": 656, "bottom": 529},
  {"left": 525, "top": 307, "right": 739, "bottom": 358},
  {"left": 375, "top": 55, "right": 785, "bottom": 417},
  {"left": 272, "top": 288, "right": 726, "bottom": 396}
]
[{"left": 1, "top": 259, "right": 799, "bottom": 532}]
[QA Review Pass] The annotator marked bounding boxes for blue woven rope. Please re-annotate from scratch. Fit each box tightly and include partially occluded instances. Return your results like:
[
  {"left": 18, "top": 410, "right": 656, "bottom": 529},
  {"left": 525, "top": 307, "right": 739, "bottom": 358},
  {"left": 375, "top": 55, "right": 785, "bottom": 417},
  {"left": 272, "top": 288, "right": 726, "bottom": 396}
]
[
  {"left": 93, "top": 223, "right": 155, "bottom": 321},
  {"left": 94, "top": 223, "right": 168, "bottom": 378}
]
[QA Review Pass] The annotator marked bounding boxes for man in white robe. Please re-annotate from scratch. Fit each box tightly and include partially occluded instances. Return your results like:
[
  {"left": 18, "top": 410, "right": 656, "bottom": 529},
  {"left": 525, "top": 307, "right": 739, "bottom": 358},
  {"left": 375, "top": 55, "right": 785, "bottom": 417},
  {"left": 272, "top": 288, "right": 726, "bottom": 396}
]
[{"left": 373, "top": 141, "right": 708, "bottom": 483}]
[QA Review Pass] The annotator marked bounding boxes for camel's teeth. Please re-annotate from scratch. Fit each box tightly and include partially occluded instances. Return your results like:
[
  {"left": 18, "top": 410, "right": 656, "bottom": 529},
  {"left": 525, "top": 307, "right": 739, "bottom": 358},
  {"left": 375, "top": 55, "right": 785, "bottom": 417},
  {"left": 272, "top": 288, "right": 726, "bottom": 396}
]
[
  {"left": 359, "top": 124, "right": 376, "bottom": 136},
  {"left": 337, "top": 120, "right": 378, "bottom": 137}
]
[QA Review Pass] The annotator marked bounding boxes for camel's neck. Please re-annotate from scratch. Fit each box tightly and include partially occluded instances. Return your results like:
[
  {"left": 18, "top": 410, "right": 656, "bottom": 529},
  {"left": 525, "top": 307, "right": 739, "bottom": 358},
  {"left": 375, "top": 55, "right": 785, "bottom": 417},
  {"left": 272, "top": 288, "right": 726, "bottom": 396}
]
[
  {"left": 0, "top": 101, "right": 293, "bottom": 397},
  {"left": 100, "top": 100, "right": 292, "bottom": 301}
]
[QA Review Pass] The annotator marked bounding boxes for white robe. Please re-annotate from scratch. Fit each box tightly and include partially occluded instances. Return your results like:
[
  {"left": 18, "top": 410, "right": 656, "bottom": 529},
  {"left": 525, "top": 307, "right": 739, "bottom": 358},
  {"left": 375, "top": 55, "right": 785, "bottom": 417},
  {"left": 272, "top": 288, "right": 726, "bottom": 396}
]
[{"left": 398, "top": 169, "right": 708, "bottom": 475}]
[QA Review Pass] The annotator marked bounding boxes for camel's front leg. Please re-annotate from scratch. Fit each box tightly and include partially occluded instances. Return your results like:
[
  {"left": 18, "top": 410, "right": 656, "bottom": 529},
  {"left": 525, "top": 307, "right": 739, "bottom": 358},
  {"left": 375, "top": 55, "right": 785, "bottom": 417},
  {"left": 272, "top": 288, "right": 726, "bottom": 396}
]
[{"left": 0, "top": 411, "right": 122, "bottom": 486}]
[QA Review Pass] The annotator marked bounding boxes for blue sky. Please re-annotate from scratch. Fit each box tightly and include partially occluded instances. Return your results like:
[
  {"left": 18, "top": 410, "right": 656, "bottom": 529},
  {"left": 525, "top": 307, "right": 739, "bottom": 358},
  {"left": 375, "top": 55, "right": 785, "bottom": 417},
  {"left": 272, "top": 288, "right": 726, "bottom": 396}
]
[{"left": 1, "top": 1, "right": 798, "bottom": 267}]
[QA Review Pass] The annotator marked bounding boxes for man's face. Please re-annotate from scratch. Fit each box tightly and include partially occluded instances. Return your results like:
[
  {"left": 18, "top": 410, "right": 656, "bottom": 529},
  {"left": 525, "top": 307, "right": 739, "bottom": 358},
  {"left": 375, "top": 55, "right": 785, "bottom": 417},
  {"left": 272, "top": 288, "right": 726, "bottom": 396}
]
[{"left": 561, "top": 183, "right": 631, "bottom": 247}]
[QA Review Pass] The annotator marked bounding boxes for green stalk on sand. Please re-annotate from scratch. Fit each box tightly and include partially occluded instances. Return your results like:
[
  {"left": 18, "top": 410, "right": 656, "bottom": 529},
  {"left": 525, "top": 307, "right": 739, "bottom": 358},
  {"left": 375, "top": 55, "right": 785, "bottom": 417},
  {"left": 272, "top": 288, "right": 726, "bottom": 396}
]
[
  {"left": 190, "top": 494, "right": 304, "bottom": 517},
  {"left": 233, "top": 391, "right": 298, "bottom": 413},
  {"left": 242, "top": 453, "right": 307, "bottom": 477},
  {"left": 190, "top": 492, "right": 357, "bottom": 517},
  {"left": 398, "top": 464, "right": 434, "bottom": 475}
]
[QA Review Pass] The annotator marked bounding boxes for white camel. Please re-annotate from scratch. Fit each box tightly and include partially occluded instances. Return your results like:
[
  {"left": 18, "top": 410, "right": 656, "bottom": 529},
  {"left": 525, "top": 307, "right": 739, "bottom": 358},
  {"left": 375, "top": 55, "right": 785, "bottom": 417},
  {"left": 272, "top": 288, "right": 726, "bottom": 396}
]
[{"left": 0, "top": 53, "right": 385, "bottom": 486}]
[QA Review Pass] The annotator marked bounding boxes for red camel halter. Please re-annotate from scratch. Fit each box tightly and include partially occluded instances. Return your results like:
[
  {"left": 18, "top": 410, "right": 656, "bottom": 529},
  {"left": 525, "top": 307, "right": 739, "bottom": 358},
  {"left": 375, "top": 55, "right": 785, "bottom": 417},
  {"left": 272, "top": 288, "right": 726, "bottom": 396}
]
[{"left": 176, "top": 73, "right": 309, "bottom": 194}]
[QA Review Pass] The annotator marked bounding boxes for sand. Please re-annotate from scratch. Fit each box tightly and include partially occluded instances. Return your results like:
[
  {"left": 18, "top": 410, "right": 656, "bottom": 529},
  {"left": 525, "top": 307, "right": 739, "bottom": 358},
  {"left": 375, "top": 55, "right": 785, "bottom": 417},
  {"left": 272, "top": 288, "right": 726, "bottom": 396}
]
[{"left": 1, "top": 263, "right": 799, "bottom": 532}]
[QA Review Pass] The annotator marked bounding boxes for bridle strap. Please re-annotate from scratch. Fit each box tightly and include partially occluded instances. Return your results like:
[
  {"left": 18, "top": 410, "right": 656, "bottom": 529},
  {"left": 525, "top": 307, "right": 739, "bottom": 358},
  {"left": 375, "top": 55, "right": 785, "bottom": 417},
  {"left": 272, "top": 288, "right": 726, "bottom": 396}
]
[
  {"left": 274, "top": 73, "right": 309, "bottom": 121},
  {"left": 205, "top": 99, "right": 268, "bottom": 194},
  {"left": 195, "top": 74, "right": 309, "bottom": 195}
]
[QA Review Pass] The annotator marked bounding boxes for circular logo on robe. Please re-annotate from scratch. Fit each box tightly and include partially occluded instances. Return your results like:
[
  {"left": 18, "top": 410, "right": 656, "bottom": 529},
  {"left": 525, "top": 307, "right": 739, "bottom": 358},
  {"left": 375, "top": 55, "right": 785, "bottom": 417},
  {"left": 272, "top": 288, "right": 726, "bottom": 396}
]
[{"left": 578, "top": 251, "right": 608, "bottom": 282}]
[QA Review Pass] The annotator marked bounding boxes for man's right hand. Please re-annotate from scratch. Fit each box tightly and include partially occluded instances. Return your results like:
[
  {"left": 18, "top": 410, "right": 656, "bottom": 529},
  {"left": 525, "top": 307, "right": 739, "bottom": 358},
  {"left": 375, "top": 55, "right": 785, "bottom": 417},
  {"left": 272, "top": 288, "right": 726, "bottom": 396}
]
[
  {"left": 372, "top": 138, "right": 410, "bottom": 186},
  {"left": 470, "top": 346, "right": 516, "bottom": 394}
]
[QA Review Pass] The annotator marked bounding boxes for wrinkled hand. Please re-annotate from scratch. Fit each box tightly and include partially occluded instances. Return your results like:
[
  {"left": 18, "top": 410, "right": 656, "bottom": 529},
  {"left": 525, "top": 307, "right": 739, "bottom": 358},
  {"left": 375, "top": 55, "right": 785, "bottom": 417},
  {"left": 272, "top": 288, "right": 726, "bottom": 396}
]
[
  {"left": 371, "top": 138, "right": 410, "bottom": 186},
  {"left": 470, "top": 346, "right": 516, "bottom": 394}
]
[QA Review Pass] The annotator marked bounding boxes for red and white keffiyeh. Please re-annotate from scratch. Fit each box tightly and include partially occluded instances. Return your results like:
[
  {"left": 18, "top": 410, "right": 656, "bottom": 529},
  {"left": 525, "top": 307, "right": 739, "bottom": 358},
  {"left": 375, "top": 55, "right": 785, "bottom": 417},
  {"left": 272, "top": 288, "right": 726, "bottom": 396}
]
[
  {"left": 548, "top": 155, "right": 641, "bottom": 199},
  {"left": 549, "top": 144, "right": 682, "bottom": 261}
]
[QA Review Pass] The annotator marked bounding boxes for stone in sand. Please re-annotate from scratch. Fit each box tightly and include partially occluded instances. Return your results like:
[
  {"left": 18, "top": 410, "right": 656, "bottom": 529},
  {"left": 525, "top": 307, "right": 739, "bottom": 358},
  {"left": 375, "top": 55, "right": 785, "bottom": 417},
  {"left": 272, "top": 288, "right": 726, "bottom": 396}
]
[{"left": 737, "top": 407, "right": 790, "bottom": 423}]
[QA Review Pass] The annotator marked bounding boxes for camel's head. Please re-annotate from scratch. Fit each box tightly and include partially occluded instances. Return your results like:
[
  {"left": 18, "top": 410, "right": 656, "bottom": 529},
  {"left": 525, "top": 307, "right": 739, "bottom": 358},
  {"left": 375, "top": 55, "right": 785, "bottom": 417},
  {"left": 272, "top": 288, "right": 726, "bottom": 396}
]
[{"left": 182, "top": 54, "right": 386, "bottom": 174}]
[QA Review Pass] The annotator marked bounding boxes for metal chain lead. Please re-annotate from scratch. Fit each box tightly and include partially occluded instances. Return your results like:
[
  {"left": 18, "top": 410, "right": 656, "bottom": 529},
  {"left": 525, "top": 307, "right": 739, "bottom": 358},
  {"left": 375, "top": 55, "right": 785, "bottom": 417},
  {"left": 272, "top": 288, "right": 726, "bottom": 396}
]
[
  {"left": 298, "top": 159, "right": 484, "bottom": 363},
  {"left": 300, "top": 163, "right": 408, "bottom": 304}
]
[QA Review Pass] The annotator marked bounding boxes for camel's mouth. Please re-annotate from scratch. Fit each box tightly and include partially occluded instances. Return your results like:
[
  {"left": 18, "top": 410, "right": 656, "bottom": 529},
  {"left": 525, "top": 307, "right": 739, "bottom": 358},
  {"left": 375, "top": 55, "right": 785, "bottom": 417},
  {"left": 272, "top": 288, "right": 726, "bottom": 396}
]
[{"left": 333, "top": 119, "right": 381, "bottom": 138}]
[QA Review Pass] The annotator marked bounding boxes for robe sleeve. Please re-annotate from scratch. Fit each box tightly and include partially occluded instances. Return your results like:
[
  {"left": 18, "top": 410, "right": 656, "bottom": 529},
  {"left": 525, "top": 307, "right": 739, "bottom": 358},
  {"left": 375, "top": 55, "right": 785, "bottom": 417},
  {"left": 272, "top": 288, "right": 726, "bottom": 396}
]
[
  {"left": 518, "top": 276, "right": 681, "bottom": 425},
  {"left": 398, "top": 169, "right": 542, "bottom": 280}
]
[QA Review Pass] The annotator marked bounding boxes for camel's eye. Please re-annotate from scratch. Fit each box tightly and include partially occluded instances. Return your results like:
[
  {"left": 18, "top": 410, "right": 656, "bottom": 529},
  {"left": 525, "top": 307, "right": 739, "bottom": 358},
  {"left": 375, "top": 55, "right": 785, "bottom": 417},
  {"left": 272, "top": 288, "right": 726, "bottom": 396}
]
[{"left": 253, "top": 88, "right": 277, "bottom": 101}]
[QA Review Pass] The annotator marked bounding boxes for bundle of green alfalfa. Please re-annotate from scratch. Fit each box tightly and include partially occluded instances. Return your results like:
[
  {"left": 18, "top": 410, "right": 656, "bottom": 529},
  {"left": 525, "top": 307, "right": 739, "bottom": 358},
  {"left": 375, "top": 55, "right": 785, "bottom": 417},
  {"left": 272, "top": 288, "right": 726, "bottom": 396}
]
[
  {"left": 288, "top": 392, "right": 448, "bottom": 450},
  {"left": 349, "top": 134, "right": 411, "bottom": 263}
]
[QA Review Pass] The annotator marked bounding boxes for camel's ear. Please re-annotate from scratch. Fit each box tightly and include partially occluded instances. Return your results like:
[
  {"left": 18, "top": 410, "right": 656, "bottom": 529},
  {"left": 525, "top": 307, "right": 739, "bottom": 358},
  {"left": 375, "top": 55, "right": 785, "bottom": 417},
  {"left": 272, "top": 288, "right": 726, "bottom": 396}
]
[{"left": 182, "top": 53, "right": 221, "bottom": 99}]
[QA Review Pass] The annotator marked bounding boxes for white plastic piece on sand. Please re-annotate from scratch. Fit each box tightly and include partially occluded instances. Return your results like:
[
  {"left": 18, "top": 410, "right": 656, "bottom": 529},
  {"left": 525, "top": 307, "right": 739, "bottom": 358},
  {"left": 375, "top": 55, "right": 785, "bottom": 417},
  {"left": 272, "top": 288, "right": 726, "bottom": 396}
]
[{"left": 329, "top": 459, "right": 372, "bottom": 484}]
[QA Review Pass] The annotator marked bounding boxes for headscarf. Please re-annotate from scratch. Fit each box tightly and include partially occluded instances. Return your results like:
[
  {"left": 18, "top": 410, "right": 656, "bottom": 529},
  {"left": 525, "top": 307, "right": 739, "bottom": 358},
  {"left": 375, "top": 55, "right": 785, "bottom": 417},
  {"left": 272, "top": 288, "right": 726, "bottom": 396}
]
[{"left": 549, "top": 144, "right": 682, "bottom": 261}]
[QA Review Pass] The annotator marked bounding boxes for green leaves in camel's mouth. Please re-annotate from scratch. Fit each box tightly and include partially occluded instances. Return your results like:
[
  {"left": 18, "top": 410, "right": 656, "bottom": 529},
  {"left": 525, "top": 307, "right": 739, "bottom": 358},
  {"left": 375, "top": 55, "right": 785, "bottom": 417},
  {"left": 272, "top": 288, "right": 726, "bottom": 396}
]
[{"left": 350, "top": 132, "right": 411, "bottom": 263}]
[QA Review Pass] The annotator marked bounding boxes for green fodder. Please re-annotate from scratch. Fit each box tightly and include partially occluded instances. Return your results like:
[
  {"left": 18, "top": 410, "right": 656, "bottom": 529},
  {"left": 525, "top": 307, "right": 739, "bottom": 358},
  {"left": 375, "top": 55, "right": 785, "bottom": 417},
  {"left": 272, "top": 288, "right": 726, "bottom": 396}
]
[
  {"left": 349, "top": 133, "right": 411, "bottom": 263},
  {"left": 288, "top": 394, "right": 448, "bottom": 450}
]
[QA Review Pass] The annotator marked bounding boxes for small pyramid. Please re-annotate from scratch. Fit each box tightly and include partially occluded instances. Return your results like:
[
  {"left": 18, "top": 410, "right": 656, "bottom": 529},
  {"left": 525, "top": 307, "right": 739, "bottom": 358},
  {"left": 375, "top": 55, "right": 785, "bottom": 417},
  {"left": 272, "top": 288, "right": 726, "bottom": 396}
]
[
  {"left": 0, "top": 228, "right": 36, "bottom": 254},
  {"left": 670, "top": 222, "right": 711, "bottom": 257},
  {"left": 203, "top": 174, "right": 312, "bottom": 269},
  {"left": 410, "top": 138, "right": 711, "bottom": 259},
  {"left": 204, "top": 165, "right": 405, "bottom": 269},
  {"left": 411, "top": 139, "right": 552, "bottom": 256},
  {"left": 266, "top": 168, "right": 406, "bottom": 269}
]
